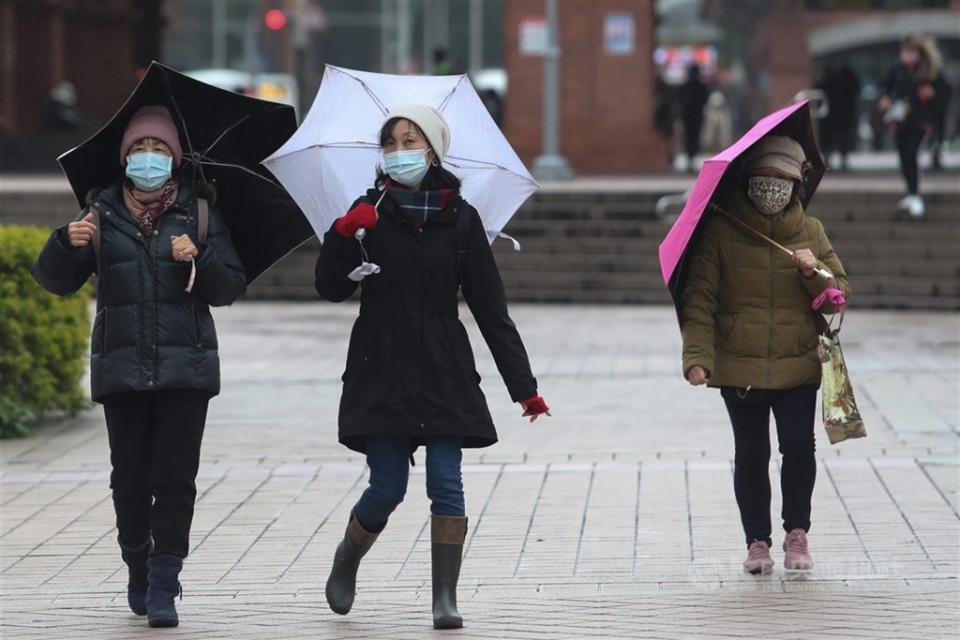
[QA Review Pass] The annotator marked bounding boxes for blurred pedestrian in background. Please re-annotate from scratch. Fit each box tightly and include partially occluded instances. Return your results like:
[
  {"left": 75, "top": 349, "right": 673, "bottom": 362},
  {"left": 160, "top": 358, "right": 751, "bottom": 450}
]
[
  {"left": 654, "top": 75, "right": 677, "bottom": 166},
  {"left": 316, "top": 105, "right": 550, "bottom": 630},
  {"left": 818, "top": 65, "right": 861, "bottom": 171},
  {"left": 31, "top": 105, "right": 246, "bottom": 628},
  {"left": 929, "top": 71, "right": 953, "bottom": 171},
  {"left": 681, "top": 134, "right": 850, "bottom": 576},
  {"left": 434, "top": 47, "right": 452, "bottom": 75},
  {"left": 700, "top": 89, "right": 734, "bottom": 154},
  {"left": 680, "top": 64, "right": 710, "bottom": 173},
  {"left": 41, "top": 81, "right": 88, "bottom": 132},
  {"left": 878, "top": 35, "right": 944, "bottom": 218}
]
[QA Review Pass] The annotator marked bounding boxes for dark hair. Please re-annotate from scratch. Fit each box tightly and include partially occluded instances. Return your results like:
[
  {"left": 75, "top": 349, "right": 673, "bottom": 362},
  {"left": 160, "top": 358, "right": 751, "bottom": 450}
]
[{"left": 375, "top": 117, "right": 461, "bottom": 191}]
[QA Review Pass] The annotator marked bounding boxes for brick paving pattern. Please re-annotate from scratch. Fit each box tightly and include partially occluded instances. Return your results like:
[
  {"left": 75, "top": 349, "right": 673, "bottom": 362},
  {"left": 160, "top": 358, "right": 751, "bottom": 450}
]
[{"left": 2, "top": 303, "right": 957, "bottom": 639}]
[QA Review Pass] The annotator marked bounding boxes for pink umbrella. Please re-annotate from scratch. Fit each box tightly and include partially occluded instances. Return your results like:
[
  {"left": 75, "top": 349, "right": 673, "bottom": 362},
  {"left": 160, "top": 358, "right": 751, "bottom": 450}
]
[{"left": 658, "top": 100, "right": 826, "bottom": 321}]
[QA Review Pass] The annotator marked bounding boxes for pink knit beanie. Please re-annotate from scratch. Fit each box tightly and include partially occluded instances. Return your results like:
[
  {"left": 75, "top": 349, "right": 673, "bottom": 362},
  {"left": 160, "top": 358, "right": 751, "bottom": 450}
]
[{"left": 119, "top": 105, "right": 183, "bottom": 167}]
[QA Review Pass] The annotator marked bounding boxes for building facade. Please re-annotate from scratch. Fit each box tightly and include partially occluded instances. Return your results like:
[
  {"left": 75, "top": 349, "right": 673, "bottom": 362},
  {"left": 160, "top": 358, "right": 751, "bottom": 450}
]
[
  {"left": 503, "top": 1, "right": 668, "bottom": 174},
  {"left": 0, "top": 0, "right": 158, "bottom": 136}
]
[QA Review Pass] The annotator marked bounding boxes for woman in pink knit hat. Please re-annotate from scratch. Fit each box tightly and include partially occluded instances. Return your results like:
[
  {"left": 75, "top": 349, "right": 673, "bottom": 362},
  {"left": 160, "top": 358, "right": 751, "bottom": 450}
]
[{"left": 33, "top": 104, "right": 246, "bottom": 628}]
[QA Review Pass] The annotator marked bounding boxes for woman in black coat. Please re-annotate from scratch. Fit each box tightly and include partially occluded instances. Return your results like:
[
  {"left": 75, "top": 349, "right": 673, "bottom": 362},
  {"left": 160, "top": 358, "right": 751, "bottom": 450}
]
[
  {"left": 879, "top": 35, "right": 944, "bottom": 218},
  {"left": 32, "top": 105, "right": 246, "bottom": 628},
  {"left": 316, "top": 104, "right": 550, "bottom": 629}
]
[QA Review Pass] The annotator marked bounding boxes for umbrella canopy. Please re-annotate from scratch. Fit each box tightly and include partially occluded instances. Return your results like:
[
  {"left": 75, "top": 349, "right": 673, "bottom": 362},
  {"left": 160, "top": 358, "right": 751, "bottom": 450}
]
[
  {"left": 658, "top": 100, "right": 826, "bottom": 321},
  {"left": 263, "top": 64, "right": 538, "bottom": 242},
  {"left": 58, "top": 61, "right": 313, "bottom": 283}
]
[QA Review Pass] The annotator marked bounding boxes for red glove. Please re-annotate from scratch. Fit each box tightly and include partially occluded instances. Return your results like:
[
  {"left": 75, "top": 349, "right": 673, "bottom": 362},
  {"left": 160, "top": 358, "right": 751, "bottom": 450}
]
[
  {"left": 520, "top": 395, "right": 551, "bottom": 422},
  {"left": 334, "top": 202, "right": 378, "bottom": 238}
]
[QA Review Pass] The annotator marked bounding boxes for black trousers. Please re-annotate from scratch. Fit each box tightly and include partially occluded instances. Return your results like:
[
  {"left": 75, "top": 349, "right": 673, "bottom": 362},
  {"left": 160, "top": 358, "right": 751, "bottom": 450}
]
[
  {"left": 102, "top": 390, "right": 209, "bottom": 558},
  {"left": 895, "top": 124, "right": 927, "bottom": 195},
  {"left": 721, "top": 386, "right": 818, "bottom": 548}
]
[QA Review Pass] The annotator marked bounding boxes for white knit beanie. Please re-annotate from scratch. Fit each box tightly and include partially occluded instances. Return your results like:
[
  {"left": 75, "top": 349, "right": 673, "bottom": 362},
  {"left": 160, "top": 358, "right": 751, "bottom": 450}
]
[{"left": 383, "top": 104, "right": 451, "bottom": 163}]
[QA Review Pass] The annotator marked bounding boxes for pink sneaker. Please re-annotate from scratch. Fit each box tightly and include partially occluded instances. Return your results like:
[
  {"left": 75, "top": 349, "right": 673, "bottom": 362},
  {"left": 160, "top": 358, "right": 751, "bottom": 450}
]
[
  {"left": 783, "top": 529, "right": 813, "bottom": 571},
  {"left": 743, "top": 540, "right": 774, "bottom": 575}
]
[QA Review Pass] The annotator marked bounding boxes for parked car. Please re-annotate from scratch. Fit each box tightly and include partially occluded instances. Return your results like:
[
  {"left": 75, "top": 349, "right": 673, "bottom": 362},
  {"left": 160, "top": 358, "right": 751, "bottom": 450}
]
[{"left": 185, "top": 68, "right": 299, "bottom": 119}]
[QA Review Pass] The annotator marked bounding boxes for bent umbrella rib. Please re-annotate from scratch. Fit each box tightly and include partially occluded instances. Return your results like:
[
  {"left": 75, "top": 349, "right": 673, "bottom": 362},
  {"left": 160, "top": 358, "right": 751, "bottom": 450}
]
[{"left": 201, "top": 115, "right": 252, "bottom": 157}]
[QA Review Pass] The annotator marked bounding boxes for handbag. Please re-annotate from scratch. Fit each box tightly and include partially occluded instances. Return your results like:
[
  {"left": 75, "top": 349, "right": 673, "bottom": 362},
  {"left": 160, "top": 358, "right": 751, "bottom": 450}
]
[{"left": 815, "top": 311, "right": 867, "bottom": 445}]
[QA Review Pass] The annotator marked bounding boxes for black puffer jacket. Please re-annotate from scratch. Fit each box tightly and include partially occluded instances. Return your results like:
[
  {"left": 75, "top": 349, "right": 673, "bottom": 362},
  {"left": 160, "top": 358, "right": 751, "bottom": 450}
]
[
  {"left": 316, "top": 188, "right": 538, "bottom": 453},
  {"left": 32, "top": 179, "right": 246, "bottom": 401},
  {"left": 882, "top": 62, "right": 944, "bottom": 129}
]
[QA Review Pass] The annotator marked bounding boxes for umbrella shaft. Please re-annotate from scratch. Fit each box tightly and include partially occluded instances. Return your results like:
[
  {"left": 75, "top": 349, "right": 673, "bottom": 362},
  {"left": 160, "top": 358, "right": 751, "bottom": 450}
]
[
  {"left": 710, "top": 204, "right": 793, "bottom": 257},
  {"left": 711, "top": 203, "right": 835, "bottom": 280}
]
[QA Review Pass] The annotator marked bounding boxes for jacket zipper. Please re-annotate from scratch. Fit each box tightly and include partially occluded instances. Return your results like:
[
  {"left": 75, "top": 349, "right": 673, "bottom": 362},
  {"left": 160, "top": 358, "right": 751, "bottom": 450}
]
[
  {"left": 151, "top": 227, "right": 161, "bottom": 384},
  {"left": 419, "top": 226, "right": 426, "bottom": 430},
  {"left": 192, "top": 305, "right": 200, "bottom": 347},
  {"left": 150, "top": 228, "right": 160, "bottom": 267},
  {"left": 766, "top": 221, "right": 775, "bottom": 387}
]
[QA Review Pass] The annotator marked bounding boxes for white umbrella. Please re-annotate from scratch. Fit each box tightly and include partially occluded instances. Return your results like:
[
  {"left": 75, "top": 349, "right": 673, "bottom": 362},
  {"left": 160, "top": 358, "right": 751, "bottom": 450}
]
[{"left": 262, "top": 64, "right": 537, "bottom": 246}]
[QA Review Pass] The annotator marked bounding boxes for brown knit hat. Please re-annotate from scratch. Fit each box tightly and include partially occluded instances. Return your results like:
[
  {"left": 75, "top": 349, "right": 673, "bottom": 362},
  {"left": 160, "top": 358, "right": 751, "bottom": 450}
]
[
  {"left": 744, "top": 135, "right": 806, "bottom": 181},
  {"left": 119, "top": 105, "right": 183, "bottom": 167}
]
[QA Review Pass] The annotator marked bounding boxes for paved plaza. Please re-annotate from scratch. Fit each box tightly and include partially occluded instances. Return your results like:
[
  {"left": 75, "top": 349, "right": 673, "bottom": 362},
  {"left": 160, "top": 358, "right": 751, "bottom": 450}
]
[{"left": 1, "top": 302, "right": 957, "bottom": 639}]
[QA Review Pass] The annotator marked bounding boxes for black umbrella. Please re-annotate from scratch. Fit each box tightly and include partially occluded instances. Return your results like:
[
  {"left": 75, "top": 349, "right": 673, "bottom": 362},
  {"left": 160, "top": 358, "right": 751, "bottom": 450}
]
[{"left": 58, "top": 61, "right": 313, "bottom": 283}]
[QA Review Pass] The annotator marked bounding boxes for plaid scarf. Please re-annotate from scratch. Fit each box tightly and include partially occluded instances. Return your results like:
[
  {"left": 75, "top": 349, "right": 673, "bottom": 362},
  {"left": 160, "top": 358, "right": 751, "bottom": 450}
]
[
  {"left": 386, "top": 183, "right": 457, "bottom": 228},
  {"left": 122, "top": 179, "right": 179, "bottom": 235}
]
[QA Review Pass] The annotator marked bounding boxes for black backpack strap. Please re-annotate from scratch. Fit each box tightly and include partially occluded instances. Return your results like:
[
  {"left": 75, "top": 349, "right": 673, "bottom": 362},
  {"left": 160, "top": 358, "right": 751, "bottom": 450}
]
[
  {"left": 197, "top": 197, "right": 209, "bottom": 244},
  {"left": 88, "top": 204, "right": 102, "bottom": 275}
]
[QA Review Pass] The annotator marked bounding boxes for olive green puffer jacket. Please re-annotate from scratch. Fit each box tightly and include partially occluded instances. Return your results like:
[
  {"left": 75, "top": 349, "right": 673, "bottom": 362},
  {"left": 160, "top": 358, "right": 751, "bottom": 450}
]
[{"left": 681, "top": 188, "right": 850, "bottom": 390}]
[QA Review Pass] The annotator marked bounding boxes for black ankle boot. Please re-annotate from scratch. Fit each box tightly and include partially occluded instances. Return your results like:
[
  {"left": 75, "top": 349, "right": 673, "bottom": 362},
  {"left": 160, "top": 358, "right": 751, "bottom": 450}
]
[
  {"left": 325, "top": 511, "right": 380, "bottom": 615},
  {"left": 119, "top": 537, "right": 152, "bottom": 615},
  {"left": 431, "top": 515, "right": 467, "bottom": 629},
  {"left": 146, "top": 554, "right": 183, "bottom": 628}
]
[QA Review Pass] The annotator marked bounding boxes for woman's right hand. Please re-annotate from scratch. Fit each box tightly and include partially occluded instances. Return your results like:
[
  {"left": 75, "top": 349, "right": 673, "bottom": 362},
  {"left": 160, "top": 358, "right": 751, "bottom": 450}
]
[
  {"left": 66, "top": 212, "right": 96, "bottom": 247},
  {"left": 334, "top": 202, "right": 379, "bottom": 238},
  {"left": 520, "top": 395, "right": 551, "bottom": 422},
  {"left": 686, "top": 366, "right": 709, "bottom": 386}
]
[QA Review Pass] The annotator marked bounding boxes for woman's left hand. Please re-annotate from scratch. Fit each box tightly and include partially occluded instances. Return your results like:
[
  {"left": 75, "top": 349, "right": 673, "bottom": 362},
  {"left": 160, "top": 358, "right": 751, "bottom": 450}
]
[
  {"left": 520, "top": 396, "right": 551, "bottom": 422},
  {"left": 792, "top": 248, "right": 817, "bottom": 277},
  {"left": 171, "top": 234, "right": 199, "bottom": 262}
]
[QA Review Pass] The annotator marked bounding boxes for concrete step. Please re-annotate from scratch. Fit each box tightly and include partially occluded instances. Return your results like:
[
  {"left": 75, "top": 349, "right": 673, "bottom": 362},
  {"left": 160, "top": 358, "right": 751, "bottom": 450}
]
[{"left": 5, "top": 186, "right": 958, "bottom": 310}]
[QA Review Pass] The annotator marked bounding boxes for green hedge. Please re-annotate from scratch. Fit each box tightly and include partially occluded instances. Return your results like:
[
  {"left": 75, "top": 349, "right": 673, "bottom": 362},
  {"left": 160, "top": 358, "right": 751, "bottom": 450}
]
[{"left": 0, "top": 225, "right": 91, "bottom": 437}]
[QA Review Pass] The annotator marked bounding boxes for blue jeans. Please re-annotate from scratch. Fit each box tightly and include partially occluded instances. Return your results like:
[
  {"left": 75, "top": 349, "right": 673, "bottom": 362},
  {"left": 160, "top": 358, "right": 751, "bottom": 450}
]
[{"left": 353, "top": 436, "right": 465, "bottom": 533}]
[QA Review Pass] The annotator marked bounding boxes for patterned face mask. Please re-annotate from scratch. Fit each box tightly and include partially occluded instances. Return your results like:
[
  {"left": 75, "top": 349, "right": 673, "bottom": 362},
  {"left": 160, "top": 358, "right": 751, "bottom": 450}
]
[{"left": 747, "top": 176, "right": 794, "bottom": 216}]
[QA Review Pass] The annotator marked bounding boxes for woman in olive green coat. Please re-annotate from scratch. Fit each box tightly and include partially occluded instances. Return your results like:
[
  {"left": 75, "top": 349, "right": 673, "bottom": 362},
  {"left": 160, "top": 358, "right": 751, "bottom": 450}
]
[{"left": 681, "top": 135, "right": 850, "bottom": 575}]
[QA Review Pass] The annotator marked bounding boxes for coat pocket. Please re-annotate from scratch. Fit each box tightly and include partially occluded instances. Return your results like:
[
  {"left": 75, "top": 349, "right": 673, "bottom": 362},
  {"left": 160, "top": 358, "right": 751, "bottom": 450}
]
[
  {"left": 341, "top": 321, "right": 369, "bottom": 382},
  {"left": 341, "top": 348, "right": 369, "bottom": 382},
  {"left": 716, "top": 313, "right": 744, "bottom": 354},
  {"left": 91, "top": 308, "right": 107, "bottom": 354},
  {"left": 717, "top": 313, "right": 735, "bottom": 339},
  {"left": 191, "top": 305, "right": 201, "bottom": 348}
]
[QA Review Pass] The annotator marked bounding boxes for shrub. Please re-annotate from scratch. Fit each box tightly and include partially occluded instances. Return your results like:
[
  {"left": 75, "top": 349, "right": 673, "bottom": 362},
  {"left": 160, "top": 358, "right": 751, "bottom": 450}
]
[{"left": 0, "top": 225, "right": 91, "bottom": 437}]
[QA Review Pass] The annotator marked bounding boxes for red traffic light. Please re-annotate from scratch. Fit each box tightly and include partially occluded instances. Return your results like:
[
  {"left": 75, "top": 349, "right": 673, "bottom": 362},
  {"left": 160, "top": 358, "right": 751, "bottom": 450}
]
[{"left": 264, "top": 8, "right": 286, "bottom": 31}]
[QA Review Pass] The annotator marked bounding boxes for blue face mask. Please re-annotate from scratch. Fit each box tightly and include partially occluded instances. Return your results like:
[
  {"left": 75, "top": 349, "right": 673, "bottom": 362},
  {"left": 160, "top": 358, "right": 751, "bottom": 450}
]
[
  {"left": 125, "top": 152, "right": 173, "bottom": 191},
  {"left": 383, "top": 149, "right": 429, "bottom": 188}
]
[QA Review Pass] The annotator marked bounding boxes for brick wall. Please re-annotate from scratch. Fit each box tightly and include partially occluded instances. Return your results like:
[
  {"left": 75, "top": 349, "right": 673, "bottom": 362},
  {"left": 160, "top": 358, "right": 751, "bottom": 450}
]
[
  {"left": 0, "top": 0, "right": 145, "bottom": 136},
  {"left": 503, "top": 0, "right": 668, "bottom": 174}
]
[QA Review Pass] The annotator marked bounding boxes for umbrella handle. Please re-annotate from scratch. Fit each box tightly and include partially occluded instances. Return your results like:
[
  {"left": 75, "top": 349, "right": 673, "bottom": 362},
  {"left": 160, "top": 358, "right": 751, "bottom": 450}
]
[
  {"left": 813, "top": 266, "right": 834, "bottom": 281},
  {"left": 785, "top": 249, "right": 834, "bottom": 281},
  {"left": 352, "top": 190, "right": 385, "bottom": 262},
  {"left": 354, "top": 191, "right": 386, "bottom": 242}
]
